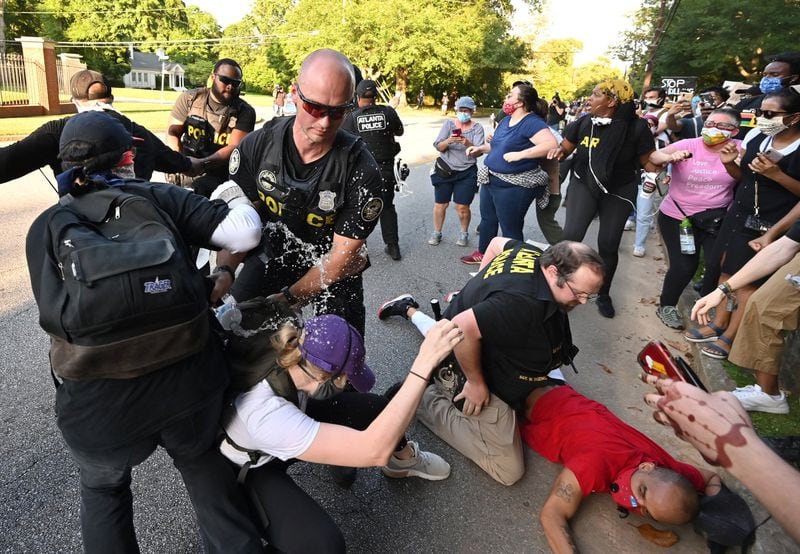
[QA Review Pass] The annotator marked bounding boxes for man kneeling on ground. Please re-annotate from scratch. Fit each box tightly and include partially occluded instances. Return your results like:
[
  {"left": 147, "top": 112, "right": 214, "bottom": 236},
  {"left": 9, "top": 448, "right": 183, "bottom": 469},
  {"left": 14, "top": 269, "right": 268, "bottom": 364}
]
[{"left": 379, "top": 237, "right": 604, "bottom": 485}]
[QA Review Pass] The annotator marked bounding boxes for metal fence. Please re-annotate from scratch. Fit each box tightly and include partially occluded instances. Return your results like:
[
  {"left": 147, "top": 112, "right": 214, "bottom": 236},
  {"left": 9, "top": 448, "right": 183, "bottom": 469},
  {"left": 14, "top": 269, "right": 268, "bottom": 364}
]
[{"left": 0, "top": 52, "right": 30, "bottom": 106}]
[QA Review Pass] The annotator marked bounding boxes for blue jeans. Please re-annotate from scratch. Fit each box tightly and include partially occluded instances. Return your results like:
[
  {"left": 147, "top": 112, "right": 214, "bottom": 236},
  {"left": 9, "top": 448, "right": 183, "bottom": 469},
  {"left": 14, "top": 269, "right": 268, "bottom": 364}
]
[
  {"left": 634, "top": 181, "right": 656, "bottom": 251},
  {"left": 478, "top": 174, "right": 538, "bottom": 252},
  {"left": 66, "top": 393, "right": 262, "bottom": 554}
]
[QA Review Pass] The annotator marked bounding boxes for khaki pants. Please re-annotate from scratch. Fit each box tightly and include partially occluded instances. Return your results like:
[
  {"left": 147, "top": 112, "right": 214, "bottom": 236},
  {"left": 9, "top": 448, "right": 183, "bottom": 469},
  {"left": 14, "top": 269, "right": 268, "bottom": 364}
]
[
  {"left": 729, "top": 254, "right": 800, "bottom": 376},
  {"left": 416, "top": 384, "right": 524, "bottom": 486}
]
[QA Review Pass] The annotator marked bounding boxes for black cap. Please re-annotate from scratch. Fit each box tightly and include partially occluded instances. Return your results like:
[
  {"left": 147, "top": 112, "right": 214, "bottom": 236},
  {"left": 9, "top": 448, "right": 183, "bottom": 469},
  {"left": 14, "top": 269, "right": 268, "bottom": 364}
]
[
  {"left": 356, "top": 79, "right": 378, "bottom": 98},
  {"left": 70, "top": 70, "right": 113, "bottom": 101},
  {"left": 59, "top": 112, "right": 133, "bottom": 166}
]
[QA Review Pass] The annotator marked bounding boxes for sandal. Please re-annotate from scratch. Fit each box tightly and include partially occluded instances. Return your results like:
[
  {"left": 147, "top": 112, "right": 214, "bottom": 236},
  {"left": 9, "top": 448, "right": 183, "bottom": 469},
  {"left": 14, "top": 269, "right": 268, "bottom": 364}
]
[
  {"left": 701, "top": 335, "right": 733, "bottom": 360},
  {"left": 684, "top": 322, "right": 726, "bottom": 343}
]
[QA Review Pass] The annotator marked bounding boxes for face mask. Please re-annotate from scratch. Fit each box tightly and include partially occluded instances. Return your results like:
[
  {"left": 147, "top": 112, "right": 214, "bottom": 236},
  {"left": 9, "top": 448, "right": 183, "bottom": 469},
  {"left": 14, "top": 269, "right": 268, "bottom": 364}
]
[
  {"left": 701, "top": 127, "right": 732, "bottom": 145},
  {"left": 644, "top": 100, "right": 663, "bottom": 109},
  {"left": 759, "top": 76, "right": 784, "bottom": 94},
  {"left": 591, "top": 117, "right": 612, "bottom": 126},
  {"left": 502, "top": 101, "right": 517, "bottom": 116},
  {"left": 757, "top": 115, "right": 788, "bottom": 137},
  {"left": 310, "top": 377, "right": 345, "bottom": 401},
  {"left": 457, "top": 112, "right": 471, "bottom": 123}
]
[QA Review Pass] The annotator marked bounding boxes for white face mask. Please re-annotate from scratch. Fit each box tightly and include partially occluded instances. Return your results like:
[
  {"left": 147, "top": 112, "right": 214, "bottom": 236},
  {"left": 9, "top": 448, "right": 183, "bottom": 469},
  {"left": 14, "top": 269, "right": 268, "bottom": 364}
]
[
  {"left": 757, "top": 115, "right": 789, "bottom": 137},
  {"left": 591, "top": 117, "right": 613, "bottom": 126}
]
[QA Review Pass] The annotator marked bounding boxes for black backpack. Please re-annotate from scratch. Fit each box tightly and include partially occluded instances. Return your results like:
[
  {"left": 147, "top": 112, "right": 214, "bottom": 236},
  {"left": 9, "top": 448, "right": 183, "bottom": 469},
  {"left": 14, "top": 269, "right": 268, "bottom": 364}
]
[{"left": 27, "top": 185, "right": 210, "bottom": 381}]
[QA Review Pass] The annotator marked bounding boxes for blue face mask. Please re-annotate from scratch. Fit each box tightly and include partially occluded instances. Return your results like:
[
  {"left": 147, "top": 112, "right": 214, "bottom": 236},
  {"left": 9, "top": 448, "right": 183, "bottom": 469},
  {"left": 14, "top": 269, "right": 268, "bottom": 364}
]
[
  {"left": 457, "top": 111, "right": 471, "bottom": 123},
  {"left": 760, "top": 76, "right": 784, "bottom": 94}
]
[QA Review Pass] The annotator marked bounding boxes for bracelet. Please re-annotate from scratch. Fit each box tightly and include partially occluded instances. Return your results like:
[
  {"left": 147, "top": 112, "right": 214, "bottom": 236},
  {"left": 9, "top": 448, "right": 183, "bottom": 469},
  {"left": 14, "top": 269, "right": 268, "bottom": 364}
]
[
  {"left": 281, "top": 285, "right": 298, "bottom": 305},
  {"left": 213, "top": 265, "right": 235, "bottom": 280},
  {"left": 408, "top": 370, "right": 429, "bottom": 382},
  {"left": 717, "top": 281, "right": 733, "bottom": 296}
]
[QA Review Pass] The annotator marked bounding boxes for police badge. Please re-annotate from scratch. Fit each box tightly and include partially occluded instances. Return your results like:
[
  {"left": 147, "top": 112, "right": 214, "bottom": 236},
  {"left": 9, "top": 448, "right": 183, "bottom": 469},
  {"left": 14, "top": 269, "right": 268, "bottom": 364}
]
[
  {"left": 360, "top": 197, "right": 383, "bottom": 222},
  {"left": 258, "top": 169, "right": 277, "bottom": 192},
  {"left": 317, "top": 190, "right": 336, "bottom": 212},
  {"left": 228, "top": 148, "right": 240, "bottom": 175}
]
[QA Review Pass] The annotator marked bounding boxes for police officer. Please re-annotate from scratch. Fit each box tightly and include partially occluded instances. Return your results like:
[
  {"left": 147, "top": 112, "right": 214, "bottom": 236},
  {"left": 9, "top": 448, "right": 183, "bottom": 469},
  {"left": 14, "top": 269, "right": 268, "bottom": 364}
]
[
  {"left": 217, "top": 49, "right": 384, "bottom": 336},
  {"left": 166, "top": 59, "right": 256, "bottom": 197},
  {"left": 341, "top": 79, "right": 405, "bottom": 260}
]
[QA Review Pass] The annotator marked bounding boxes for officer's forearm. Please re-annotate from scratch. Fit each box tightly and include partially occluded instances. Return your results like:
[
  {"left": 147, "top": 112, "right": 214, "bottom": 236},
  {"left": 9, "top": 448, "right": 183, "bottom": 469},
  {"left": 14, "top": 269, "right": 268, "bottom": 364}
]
[{"left": 290, "top": 245, "right": 366, "bottom": 303}]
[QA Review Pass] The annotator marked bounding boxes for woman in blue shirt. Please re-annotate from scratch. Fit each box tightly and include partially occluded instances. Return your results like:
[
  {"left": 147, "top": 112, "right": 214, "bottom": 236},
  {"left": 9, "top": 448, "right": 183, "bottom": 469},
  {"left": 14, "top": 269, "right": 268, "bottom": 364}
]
[{"left": 463, "top": 84, "right": 557, "bottom": 264}]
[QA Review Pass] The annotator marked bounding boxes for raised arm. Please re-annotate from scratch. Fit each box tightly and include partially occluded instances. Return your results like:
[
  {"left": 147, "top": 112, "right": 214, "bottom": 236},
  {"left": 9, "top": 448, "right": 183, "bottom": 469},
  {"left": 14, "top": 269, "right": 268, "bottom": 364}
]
[{"left": 298, "top": 320, "right": 463, "bottom": 466}]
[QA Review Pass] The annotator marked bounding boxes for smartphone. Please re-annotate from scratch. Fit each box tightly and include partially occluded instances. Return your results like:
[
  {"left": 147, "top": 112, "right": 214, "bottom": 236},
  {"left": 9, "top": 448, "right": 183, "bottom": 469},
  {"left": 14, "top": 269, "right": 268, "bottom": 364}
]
[
  {"left": 637, "top": 340, "right": 707, "bottom": 391},
  {"left": 763, "top": 147, "right": 785, "bottom": 163},
  {"left": 452, "top": 128, "right": 462, "bottom": 137}
]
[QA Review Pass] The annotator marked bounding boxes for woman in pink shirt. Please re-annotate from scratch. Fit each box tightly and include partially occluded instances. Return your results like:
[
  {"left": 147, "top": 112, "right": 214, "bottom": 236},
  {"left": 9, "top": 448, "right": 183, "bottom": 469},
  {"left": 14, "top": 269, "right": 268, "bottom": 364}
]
[{"left": 648, "top": 108, "right": 742, "bottom": 330}]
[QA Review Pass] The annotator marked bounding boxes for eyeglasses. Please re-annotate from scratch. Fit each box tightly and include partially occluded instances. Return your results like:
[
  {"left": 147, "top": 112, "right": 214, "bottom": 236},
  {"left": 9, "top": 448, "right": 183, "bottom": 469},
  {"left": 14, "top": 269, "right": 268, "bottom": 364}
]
[
  {"left": 562, "top": 276, "right": 598, "bottom": 301},
  {"left": 298, "top": 362, "right": 347, "bottom": 386},
  {"left": 215, "top": 73, "right": 242, "bottom": 88},
  {"left": 754, "top": 109, "right": 789, "bottom": 119},
  {"left": 703, "top": 120, "right": 738, "bottom": 131},
  {"left": 296, "top": 85, "right": 355, "bottom": 120}
]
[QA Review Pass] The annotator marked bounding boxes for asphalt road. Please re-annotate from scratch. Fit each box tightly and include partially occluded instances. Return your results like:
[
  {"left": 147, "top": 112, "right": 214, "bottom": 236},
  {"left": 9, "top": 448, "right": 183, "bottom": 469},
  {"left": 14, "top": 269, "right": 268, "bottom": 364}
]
[{"left": 0, "top": 115, "right": 748, "bottom": 553}]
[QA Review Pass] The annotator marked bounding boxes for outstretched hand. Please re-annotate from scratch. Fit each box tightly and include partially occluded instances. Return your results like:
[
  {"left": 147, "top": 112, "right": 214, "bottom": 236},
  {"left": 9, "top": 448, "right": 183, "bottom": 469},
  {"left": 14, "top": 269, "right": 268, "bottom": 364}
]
[
  {"left": 642, "top": 373, "right": 754, "bottom": 468},
  {"left": 415, "top": 319, "right": 464, "bottom": 370}
]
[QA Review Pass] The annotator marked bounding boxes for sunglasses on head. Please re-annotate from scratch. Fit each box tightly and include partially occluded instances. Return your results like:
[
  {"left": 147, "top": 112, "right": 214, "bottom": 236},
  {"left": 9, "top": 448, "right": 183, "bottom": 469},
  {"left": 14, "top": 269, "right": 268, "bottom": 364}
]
[
  {"left": 215, "top": 74, "right": 242, "bottom": 88},
  {"left": 754, "top": 108, "right": 790, "bottom": 119},
  {"left": 296, "top": 85, "right": 355, "bottom": 120}
]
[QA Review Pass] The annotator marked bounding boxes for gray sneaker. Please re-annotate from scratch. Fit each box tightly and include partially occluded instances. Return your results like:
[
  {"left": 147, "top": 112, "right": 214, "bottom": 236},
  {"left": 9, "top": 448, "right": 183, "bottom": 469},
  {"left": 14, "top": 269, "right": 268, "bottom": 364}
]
[
  {"left": 427, "top": 231, "right": 442, "bottom": 246},
  {"left": 381, "top": 440, "right": 450, "bottom": 480},
  {"left": 456, "top": 231, "right": 469, "bottom": 247},
  {"left": 657, "top": 305, "right": 684, "bottom": 330}
]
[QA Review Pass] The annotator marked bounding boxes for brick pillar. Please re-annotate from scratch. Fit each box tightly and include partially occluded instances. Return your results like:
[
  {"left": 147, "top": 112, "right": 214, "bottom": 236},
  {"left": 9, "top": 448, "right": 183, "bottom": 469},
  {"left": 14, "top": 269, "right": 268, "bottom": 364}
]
[{"left": 16, "top": 36, "right": 61, "bottom": 114}]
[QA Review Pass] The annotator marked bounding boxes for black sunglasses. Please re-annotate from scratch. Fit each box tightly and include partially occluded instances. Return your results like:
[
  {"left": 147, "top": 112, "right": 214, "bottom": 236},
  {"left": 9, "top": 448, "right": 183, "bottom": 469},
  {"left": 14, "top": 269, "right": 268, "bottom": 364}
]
[
  {"left": 215, "top": 73, "right": 242, "bottom": 88},
  {"left": 296, "top": 85, "right": 355, "bottom": 120},
  {"left": 754, "top": 109, "right": 790, "bottom": 119}
]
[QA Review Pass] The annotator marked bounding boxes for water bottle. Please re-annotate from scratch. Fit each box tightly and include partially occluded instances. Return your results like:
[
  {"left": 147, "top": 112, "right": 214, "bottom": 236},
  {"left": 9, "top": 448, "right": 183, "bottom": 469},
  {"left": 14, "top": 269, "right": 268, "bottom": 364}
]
[
  {"left": 215, "top": 295, "right": 242, "bottom": 331},
  {"left": 679, "top": 218, "right": 696, "bottom": 255}
]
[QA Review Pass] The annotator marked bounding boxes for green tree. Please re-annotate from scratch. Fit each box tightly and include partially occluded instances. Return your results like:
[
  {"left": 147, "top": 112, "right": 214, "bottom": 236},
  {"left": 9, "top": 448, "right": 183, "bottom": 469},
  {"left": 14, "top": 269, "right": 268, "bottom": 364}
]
[
  {"left": 527, "top": 38, "right": 582, "bottom": 99},
  {"left": 613, "top": 0, "right": 800, "bottom": 90},
  {"left": 571, "top": 58, "right": 623, "bottom": 99}
]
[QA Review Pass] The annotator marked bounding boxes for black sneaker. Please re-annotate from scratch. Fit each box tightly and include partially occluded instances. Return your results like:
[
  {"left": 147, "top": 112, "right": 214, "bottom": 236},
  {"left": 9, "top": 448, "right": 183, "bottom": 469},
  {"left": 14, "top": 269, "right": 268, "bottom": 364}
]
[
  {"left": 327, "top": 465, "right": 357, "bottom": 488},
  {"left": 385, "top": 243, "right": 402, "bottom": 261},
  {"left": 378, "top": 294, "right": 419, "bottom": 320},
  {"left": 597, "top": 294, "right": 615, "bottom": 318}
]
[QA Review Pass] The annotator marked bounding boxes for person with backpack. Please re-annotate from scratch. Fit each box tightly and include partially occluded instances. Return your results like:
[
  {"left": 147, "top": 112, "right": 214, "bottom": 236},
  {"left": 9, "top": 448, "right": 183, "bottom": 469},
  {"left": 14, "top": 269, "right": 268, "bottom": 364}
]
[
  {"left": 166, "top": 58, "right": 256, "bottom": 197},
  {"left": 25, "top": 111, "right": 264, "bottom": 554},
  {"left": 220, "top": 308, "right": 460, "bottom": 553}
]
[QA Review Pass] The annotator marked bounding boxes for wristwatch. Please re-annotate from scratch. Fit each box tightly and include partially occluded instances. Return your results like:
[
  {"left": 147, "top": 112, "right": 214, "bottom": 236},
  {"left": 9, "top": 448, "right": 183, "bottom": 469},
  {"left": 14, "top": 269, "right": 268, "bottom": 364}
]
[{"left": 281, "top": 285, "right": 298, "bottom": 305}]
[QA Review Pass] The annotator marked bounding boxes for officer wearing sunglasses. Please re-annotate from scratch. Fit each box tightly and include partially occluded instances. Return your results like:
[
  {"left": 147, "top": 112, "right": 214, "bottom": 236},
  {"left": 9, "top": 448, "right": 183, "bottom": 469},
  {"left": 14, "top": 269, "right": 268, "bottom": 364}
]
[
  {"left": 216, "top": 49, "right": 385, "bottom": 336},
  {"left": 166, "top": 58, "right": 256, "bottom": 198}
]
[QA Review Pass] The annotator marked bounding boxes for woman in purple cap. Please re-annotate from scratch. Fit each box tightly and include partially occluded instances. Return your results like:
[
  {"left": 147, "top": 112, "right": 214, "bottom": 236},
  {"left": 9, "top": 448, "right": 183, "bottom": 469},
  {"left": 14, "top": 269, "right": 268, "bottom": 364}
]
[{"left": 221, "top": 313, "right": 462, "bottom": 553}]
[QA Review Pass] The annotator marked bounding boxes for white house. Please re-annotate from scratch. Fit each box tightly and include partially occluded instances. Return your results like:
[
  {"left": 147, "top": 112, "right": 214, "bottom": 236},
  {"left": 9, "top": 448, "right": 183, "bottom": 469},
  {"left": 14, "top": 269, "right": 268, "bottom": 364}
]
[{"left": 123, "top": 51, "right": 185, "bottom": 90}]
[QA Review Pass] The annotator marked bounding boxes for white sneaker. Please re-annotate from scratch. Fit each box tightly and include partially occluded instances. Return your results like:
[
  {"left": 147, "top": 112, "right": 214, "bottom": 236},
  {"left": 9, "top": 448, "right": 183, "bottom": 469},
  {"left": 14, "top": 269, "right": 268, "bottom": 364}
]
[
  {"left": 456, "top": 231, "right": 469, "bottom": 247},
  {"left": 732, "top": 385, "right": 789, "bottom": 414},
  {"left": 624, "top": 219, "right": 635, "bottom": 231},
  {"left": 381, "top": 440, "right": 451, "bottom": 480},
  {"left": 632, "top": 246, "right": 646, "bottom": 257},
  {"left": 427, "top": 231, "right": 442, "bottom": 246}
]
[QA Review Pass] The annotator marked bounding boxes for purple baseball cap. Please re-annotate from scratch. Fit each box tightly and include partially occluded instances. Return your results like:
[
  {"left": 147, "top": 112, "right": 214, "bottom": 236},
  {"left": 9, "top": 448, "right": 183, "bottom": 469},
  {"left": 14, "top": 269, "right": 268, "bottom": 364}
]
[{"left": 298, "top": 315, "right": 375, "bottom": 393}]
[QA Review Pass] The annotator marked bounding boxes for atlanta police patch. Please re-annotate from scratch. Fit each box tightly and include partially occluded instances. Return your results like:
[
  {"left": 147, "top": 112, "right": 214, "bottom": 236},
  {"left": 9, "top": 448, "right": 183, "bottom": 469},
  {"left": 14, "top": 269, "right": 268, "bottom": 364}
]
[
  {"left": 360, "top": 197, "right": 383, "bottom": 222},
  {"left": 258, "top": 169, "right": 276, "bottom": 192},
  {"left": 229, "top": 148, "right": 240, "bottom": 175}
]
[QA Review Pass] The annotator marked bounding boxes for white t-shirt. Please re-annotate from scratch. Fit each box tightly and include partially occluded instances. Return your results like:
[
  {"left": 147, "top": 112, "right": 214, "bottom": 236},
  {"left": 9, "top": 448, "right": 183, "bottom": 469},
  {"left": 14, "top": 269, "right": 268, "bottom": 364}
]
[{"left": 220, "top": 379, "right": 320, "bottom": 468}]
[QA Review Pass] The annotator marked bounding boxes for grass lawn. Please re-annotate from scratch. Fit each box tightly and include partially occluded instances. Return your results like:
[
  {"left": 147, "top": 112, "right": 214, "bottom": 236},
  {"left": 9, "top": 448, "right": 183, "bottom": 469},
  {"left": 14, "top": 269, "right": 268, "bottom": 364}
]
[
  {"left": 722, "top": 360, "right": 800, "bottom": 436},
  {"left": 1, "top": 87, "right": 275, "bottom": 139}
]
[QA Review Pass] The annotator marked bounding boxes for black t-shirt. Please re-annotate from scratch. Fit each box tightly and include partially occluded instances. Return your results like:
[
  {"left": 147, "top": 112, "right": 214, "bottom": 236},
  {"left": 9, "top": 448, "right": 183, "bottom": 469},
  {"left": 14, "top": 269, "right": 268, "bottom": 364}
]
[
  {"left": 28, "top": 183, "right": 231, "bottom": 451},
  {"left": 546, "top": 102, "right": 566, "bottom": 125},
  {"left": 444, "top": 240, "right": 574, "bottom": 409},
  {"left": 341, "top": 104, "right": 403, "bottom": 163},
  {"left": 564, "top": 115, "right": 653, "bottom": 189},
  {"left": 230, "top": 120, "right": 383, "bottom": 262},
  {"left": 0, "top": 110, "right": 191, "bottom": 184}
]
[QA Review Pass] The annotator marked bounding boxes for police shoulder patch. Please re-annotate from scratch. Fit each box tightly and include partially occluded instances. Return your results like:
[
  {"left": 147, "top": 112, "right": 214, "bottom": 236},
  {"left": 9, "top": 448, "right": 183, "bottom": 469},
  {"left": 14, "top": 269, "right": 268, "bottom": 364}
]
[
  {"left": 229, "top": 148, "right": 240, "bottom": 175},
  {"left": 360, "top": 197, "right": 383, "bottom": 222}
]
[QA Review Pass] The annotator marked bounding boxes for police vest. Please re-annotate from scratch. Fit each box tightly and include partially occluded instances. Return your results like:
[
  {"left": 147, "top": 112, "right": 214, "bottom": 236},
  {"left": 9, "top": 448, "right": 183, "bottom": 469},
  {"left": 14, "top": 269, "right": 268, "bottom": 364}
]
[
  {"left": 254, "top": 117, "right": 364, "bottom": 226},
  {"left": 181, "top": 87, "right": 241, "bottom": 157},
  {"left": 350, "top": 105, "right": 400, "bottom": 162}
]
